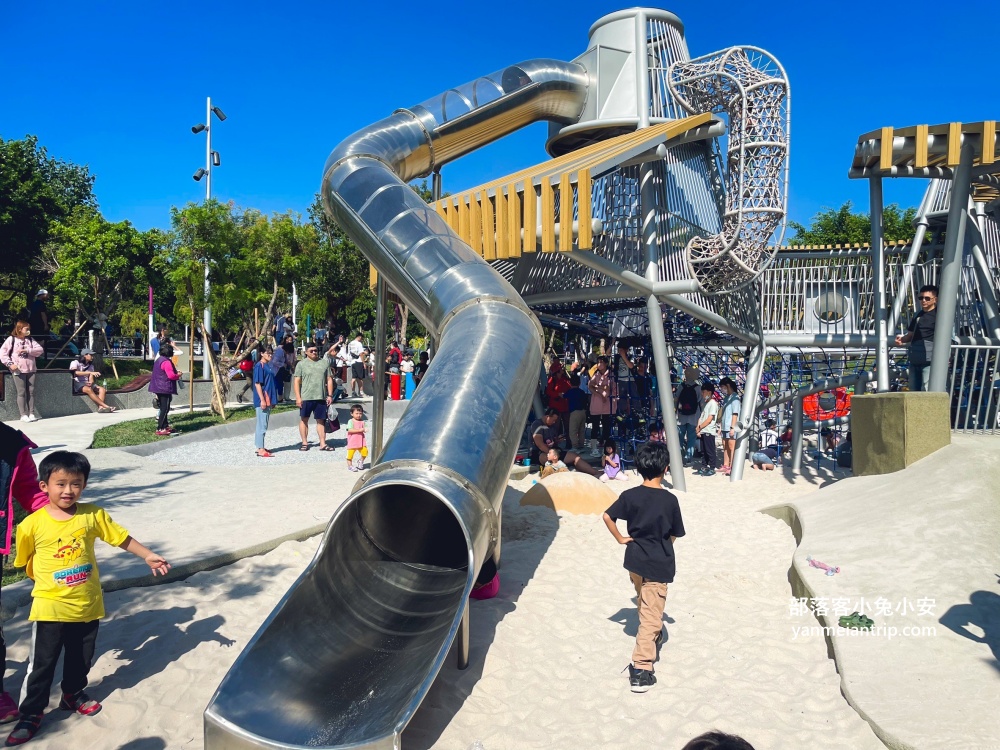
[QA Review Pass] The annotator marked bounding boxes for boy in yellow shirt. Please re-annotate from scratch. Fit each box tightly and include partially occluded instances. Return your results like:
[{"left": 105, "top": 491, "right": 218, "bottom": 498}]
[{"left": 6, "top": 451, "right": 169, "bottom": 746}]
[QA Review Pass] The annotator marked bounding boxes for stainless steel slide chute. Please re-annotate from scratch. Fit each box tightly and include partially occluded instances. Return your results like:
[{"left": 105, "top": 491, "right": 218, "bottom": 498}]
[{"left": 204, "top": 60, "right": 588, "bottom": 750}]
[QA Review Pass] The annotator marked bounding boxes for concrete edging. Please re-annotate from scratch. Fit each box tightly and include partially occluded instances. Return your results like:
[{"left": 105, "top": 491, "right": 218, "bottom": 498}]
[
  {"left": 759, "top": 502, "right": 907, "bottom": 750},
  {"left": 1, "top": 523, "right": 327, "bottom": 621}
]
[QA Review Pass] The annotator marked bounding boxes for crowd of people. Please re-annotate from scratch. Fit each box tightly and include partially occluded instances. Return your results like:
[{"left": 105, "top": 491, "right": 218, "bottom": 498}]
[{"left": 534, "top": 346, "right": 756, "bottom": 477}]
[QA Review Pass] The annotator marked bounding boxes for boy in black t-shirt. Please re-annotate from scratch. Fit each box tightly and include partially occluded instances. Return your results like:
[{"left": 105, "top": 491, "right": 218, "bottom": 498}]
[{"left": 603, "top": 441, "right": 685, "bottom": 693}]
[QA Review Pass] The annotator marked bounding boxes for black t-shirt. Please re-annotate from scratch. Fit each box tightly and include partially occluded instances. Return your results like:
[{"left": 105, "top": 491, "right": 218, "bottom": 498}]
[
  {"left": 28, "top": 300, "right": 47, "bottom": 333},
  {"left": 529, "top": 418, "right": 558, "bottom": 464},
  {"left": 605, "top": 486, "right": 685, "bottom": 583},
  {"left": 907, "top": 309, "right": 936, "bottom": 364}
]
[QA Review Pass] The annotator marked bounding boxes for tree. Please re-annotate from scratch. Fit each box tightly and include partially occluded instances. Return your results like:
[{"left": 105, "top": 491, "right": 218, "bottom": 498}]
[
  {"left": 37, "top": 209, "right": 161, "bottom": 369},
  {"left": 0, "top": 135, "right": 96, "bottom": 323},
  {"left": 157, "top": 200, "right": 244, "bottom": 416},
  {"left": 788, "top": 201, "right": 917, "bottom": 246}
]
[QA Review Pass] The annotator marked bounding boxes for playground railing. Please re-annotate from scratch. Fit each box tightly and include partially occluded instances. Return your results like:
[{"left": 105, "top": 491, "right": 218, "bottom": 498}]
[{"left": 948, "top": 345, "right": 1000, "bottom": 434}]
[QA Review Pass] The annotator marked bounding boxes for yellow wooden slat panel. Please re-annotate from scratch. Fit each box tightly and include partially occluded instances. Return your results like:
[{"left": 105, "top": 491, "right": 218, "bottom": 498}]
[
  {"left": 442, "top": 114, "right": 713, "bottom": 211},
  {"left": 947, "top": 122, "right": 962, "bottom": 167},
  {"left": 541, "top": 179, "right": 555, "bottom": 252},
  {"left": 914, "top": 124, "right": 929, "bottom": 169},
  {"left": 495, "top": 187, "right": 508, "bottom": 259},
  {"left": 523, "top": 184, "right": 536, "bottom": 253},
  {"left": 559, "top": 172, "right": 573, "bottom": 251},
  {"left": 442, "top": 199, "right": 455, "bottom": 231},
  {"left": 369, "top": 265, "right": 378, "bottom": 292},
  {"left": 481, "top": 194, "right": 496, "bottom": 261},
  {"left": 506, "top": 182, "right": 521, "bottom": 258},
  {"left": 469, "top": 192, "right": 483, "bottom": 257},
  {"left": 577, "top": 169, "right": 592, "bottom": 250},
  {"left": 435, "top": 200, "right": 447, "bottom": 221},
  {"left": 880, "top": 127, "right": 894, "bottom": 170},
  {"left": 982, "top": 121, "right": 996, "bottom": 165},
  {"left": 458, "top": 197, "right": 470, "bottom": 244}
]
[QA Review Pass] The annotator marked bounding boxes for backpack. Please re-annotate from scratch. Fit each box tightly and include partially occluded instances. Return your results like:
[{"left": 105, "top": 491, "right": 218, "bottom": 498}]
[{"left": 677, "top": 383, "right": 699, "bottom": 415}]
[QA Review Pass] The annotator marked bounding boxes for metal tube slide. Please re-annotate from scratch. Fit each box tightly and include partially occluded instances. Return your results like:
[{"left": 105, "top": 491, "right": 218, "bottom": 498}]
[{"left": 204, "top": 60, "right": 588, "bottom": 750}]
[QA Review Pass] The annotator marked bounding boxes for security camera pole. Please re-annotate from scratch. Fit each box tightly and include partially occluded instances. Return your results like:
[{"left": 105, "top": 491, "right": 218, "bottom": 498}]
[{"left": 191, "top": 97, "right": 226, "bottom": 378}]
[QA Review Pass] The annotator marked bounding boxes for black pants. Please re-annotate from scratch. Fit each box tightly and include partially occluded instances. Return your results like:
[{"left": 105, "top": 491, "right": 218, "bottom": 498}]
[
  {"left": 156, "top": 394, "right": 172, "bottom": 430},
  {"left": 19, "top": 620, "right": 100, "bottom": 716},
  {"left": 591, "top": 414, "right": 612, "bottom": 443},
  {"left": 700, "top": 433, "right": 717, "bottom": 469}
]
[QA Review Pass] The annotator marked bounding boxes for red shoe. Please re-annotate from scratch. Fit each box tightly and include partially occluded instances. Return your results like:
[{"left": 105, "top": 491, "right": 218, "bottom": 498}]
[
  {"left": 256, "top": 449, "right": 274, "bottom": 458},
  {"left": 5, "top": 714, "right": 41, "bottom": 746},
  {"left": 58, "top": 690, "right": 101, "bottom": 716},
  {"left": 154, "top": 429, "right": 171, "bottom": 436},
  {"left": 0, "top": 693, "right": 16, "bottom": 724}
]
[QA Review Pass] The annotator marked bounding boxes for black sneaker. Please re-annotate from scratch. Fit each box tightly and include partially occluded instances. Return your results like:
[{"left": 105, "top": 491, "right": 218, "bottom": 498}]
[
  {"left": 627, "top": 664, "right": 641, "bottom": 690},
  {"left": 629, "top": 666, "right": 656, "bottom": 693}
]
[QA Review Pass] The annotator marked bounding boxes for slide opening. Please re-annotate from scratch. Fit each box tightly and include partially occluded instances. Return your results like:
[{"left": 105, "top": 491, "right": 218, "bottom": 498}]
[{"left": 356, "top": 483, "right": 469, "bottom": 571}]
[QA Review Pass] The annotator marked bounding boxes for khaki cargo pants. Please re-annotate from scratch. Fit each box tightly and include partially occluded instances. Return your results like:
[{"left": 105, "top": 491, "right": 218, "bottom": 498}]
[{"left": 629, "top": 572, "right": 667, "bottom": 671}]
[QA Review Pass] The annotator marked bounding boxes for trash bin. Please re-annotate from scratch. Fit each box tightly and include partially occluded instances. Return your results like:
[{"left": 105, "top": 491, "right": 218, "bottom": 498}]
[{"left": 390, "top": 372, "right": 402, "bottom": 400}]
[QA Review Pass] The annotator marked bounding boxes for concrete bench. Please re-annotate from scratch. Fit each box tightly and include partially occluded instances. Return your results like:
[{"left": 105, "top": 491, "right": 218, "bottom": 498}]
[{"left": 1, "top": 370, "right": 230, "bottom": 422}]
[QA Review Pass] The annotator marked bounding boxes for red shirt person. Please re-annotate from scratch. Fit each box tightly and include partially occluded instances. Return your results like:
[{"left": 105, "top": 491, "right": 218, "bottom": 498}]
[{"left": 0, "top": 422, "right": 48, "bottom": 720}]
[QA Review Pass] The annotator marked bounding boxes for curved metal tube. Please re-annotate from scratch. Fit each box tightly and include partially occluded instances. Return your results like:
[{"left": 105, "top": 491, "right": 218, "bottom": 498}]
[
  {"left": 204, "top": 60, "right": 588, "bottom": 750},
  {"left": 667, "top": 46, "right": 790, "bottom": 295}
]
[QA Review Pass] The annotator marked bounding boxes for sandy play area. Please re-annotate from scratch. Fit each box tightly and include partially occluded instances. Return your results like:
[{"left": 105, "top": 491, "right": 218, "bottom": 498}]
[{"left": 1, "top": 456, "right": 883, "bottom": 750}]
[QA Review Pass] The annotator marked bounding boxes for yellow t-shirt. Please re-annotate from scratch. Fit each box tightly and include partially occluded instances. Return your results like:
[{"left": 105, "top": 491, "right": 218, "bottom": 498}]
[{"left": 14, "top": 503, "right": 130, "bottom": 622}]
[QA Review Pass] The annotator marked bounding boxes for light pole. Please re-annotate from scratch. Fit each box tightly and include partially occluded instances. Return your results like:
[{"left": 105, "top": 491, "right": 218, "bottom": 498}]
[{"left": 192, "top": 97, "right": 227, "bottom": 378}]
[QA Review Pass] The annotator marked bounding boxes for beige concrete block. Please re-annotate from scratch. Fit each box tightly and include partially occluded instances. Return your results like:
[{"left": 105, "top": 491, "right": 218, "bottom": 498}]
[
  {"left": 519, "top": 472, "right": 616, "bottom": 514},
  {"left": 851, "top": 392, "right": 950, "bottom": 475}
]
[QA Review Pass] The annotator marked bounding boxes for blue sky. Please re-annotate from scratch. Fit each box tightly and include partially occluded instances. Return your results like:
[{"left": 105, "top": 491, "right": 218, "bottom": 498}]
[{"left": 3, "top": 1, "right": 992, "bottom": 234}]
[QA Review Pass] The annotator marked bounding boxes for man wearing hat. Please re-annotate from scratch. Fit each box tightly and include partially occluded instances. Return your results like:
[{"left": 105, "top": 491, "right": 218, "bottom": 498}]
[
  {"left": 28, "top": 290, "right": 50, "bottom": 339},
  {"left": 69, "top": 349, "right": 117, "bottom": 412}
]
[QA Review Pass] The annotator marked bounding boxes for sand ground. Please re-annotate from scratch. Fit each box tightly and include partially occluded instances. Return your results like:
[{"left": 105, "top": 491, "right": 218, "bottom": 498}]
[{"left": 1, "top": 452, "right": 885, "bottom": 750}]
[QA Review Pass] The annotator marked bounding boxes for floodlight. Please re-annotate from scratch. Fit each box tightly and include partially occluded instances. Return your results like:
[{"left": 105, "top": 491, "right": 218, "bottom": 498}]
[
  {"left": 212, "top": 106, "right": 227, "bottom": 121},
  {"left": 193, "top": 168, "right": 207, "bottom": 181},
  {"left": 212, "top": 151, "right": 221, "bottom": 167},
  {"left": 191, "top": 123, "right": 207, "bottom": 134}
]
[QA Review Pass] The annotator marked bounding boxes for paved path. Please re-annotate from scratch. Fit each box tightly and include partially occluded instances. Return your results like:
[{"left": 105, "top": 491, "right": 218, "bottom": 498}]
[{"left": 3, "top": 404, "right": 379, "bottom": 617}]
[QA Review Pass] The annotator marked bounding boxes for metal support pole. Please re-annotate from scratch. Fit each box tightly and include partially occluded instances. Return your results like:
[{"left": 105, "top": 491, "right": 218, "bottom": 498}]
[
  {"left": 534, "top": 364, "right": 546, "bottom": 423},
  {"left": 730, "top": 342, "right": 766, "bottom": 481},
  {"left": 970, "top": 201, "right": 1000, "bottom": 338},
  {"left": 870, "top": 177, "right": 890, "bottom": 392},
  {"left": 456, "top": 603, "right": 470, "bottom": 670},
  {"left": 929, "top": 144, "right": 976, "bottom": 393},
  {"left": 647, "top": 296, "right": 685, "bottom": 490},
  {"left": 888, "top": 188, "right": 932, "bottom": 332},
  {"left": 791, "top": 396, "right": 803, "bottom": 473},
  {"left": 432, "top": 169, "right": 442, "bottom": 202},
  {"left": 639, "top": 161, "right": 686, "bottom": 490},
  {"left": 372, "top": 275, "right": 388, "bottom": 458},
  {"left": 203, "top": 96, "right": 213, "bottom": 380}
]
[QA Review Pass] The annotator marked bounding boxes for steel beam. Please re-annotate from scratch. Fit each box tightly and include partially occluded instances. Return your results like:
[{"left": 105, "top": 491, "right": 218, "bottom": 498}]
[
  {"left": 870, "top": 176, "right": 890, "bottom": 391},
  {"left": 970, "top": 202, "right": 1000, "bottom": 339},
  {"left": 640, "top": 161, "right": 686, "bottom": 490},
  {"left": 372, "top": 275, "right": 388, "bottom": 458},
  {"left": 790, "top": 395, "right": 803, "bottom": 473},
  {"left": 730, "top": 340, "right": 766, "bottom": 482},
  {"left": 929, "top": 144, "right": 975, "bottom": 392}
]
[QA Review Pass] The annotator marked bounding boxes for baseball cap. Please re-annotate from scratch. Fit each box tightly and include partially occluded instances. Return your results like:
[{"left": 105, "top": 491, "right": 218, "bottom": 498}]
[
  {"left": 80, "top": 348, "right": 94, "bottom": 356},
  {"left": 36, "top": 289, "right": 48, "bottom": 297}
]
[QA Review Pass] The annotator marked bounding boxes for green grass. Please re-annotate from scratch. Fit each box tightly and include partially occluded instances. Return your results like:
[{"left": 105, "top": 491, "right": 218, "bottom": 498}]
[{"left": 90, "top": 403, "right": 297, "bottom": 448}]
